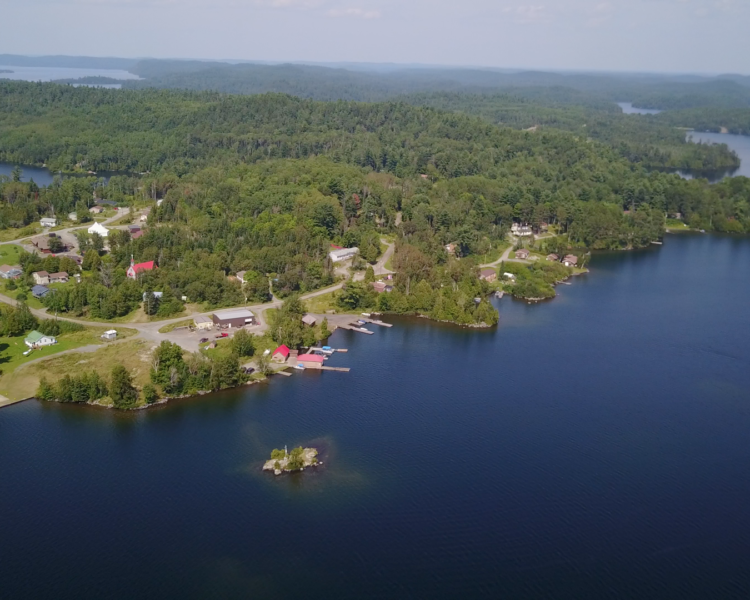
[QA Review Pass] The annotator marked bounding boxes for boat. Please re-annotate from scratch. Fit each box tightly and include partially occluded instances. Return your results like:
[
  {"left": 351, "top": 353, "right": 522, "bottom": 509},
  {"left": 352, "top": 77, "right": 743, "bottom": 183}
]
[{"left": 293, "top": 364, "right": 305, "bottom": 370}]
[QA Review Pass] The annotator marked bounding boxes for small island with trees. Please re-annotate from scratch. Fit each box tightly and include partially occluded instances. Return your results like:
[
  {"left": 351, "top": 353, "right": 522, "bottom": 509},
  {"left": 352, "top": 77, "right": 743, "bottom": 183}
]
[{"left": 263, "top": 446, "right": 319, "bottom": 475}]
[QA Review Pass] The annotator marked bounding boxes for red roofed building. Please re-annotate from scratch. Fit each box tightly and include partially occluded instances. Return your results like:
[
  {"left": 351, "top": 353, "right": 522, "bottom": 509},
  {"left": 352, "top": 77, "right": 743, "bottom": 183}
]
[
  {"left": 272, "top": 345, "right": 290, "bottom": 363},
  {"left": 297, "top": 354, "right": 325, "bottom": 369},
  {"left": 127, "top": 258, "right": 156, "bottom": 280},
  {"left": 330, "top": 244, "right": 343, "bottom": 250}
]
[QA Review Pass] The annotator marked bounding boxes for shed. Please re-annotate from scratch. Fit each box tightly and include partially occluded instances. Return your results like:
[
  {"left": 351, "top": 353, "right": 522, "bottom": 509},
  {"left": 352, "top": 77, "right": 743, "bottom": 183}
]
[
  {"left": 49, "top": 272, "right": 69, "bottom": 284},
  {"left": 101, "top": 330, "right": 117, "bottom": 340},
  {"left": 546, "top": 253, "right": 559, "bottom": 262},
  {"left": 212, "top": 308, "right": 256, "bottom": 328},
  {"left": 193, "top": 315, "right": 213, "bottom": 330},
  {"left": 301, "top": 314, "right": 317, "bottom": 327},
  {"left": 40, "top": 217, "right": 57, "bottom": 228},
  {"left": 515, "top": 249, "right": 530, "bottom": 260},
  {"left": 32, "top": 285, "right": 50, "bottom": 298},
  {"left": 235, "top": 270, "right": 247, "bottom": 284},
  {"left": 297, "top": 354, "right": 325, "bottom": 369},
  {"left": 131, "top": 230, "right": 144, "bottom": 240},
  {"left": 25, "top": 330, "right": 56, "bottom": 348},
  {"left": 89, "top": 206, "right": 104, "bottom": 214},
  {"left": 68, "top": 212, "right": 78, "bottom": 222},
  {"left": 272, "top": 345, "right": 290, "bottom": 363}
]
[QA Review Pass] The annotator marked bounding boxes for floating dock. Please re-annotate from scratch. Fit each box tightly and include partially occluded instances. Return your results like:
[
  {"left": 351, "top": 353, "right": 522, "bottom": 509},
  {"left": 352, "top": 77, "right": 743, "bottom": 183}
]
[
  {"left": 320, "top": 366, "right": 351, "bottom": 372},
  {"left": 340, "top": 325, "right": 374, "bottom": 335},
  {"left": 361, "top": 318, "right": 393, "bottom": 328}
]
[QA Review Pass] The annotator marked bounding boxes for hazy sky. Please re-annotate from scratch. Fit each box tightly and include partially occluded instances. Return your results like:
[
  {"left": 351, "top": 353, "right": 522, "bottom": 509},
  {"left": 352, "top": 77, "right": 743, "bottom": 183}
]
[{"left": 4, "top": 0, "right": 749, "bottom": 73}]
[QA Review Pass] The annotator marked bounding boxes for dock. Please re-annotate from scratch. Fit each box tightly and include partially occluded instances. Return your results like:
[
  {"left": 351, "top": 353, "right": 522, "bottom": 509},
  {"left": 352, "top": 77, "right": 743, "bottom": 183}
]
[
  {"left": 320, "top": 366, "right": 351, "bottom": 372},
  {"left": 361, "top": 318, "right": 392, "bottom": 328},
  {"left": 340, "top": 325, "right": 374, "bottom": 335},
  {"left": 275, "top": 370, "right": 293, "bottom": 377}
]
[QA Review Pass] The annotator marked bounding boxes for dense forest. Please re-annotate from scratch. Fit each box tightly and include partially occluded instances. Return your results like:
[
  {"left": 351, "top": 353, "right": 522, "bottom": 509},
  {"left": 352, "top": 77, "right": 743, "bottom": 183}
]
[{"left": 0, "top": 79, "right": 749, "bottom": 327}]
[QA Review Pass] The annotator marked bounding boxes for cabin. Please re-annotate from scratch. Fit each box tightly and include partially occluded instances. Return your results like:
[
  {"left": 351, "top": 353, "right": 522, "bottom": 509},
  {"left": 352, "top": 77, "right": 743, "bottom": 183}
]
[
  {"left": 32, "top": 285, "right": 50, "bottom": 299},
  {"left": 89, "top": 206, "right": 104, "bottom": 214},
  {"left": 479, "top": 268, "right": 497, "bottom": 283},
  {"left": 0, "top": 265, "right": 22, "bottom": 279},
  {"left": 563, "top": 255, "right": 578, "bottom": 267},
  {"left": 444, "top": 243, "right": 457, "bottom": 255},
  {"left": 32, "top": 271, "right": 50, "bottom": 285},
  {"left": 40, "top": 217, "right": 57, "bottom": 228},
  {"left": 515, "top": 249, "right": 530, "bottom": 260},
  {"left": 101, "top": 330, "right": 117, "bottom": 340},
  {"left": 32, "top": 236, "right": 58, "bottom": 253},
  {"left": 302, "top": 314, "right": 317, "bottom": 327},
  {"left": 546, "top": 253, "right": 559, "bottom": 262},
  {"left": 371, "top": 281, "right": 393, "bottom": 293},
  {"left": 212, "top": 308, "right": 256, "bottom": 328},
  {"left": 272, "top": 345, "right": 290, "bottom": 363},
  {"left": 127, "top": 259, "right": 156, "bottom": 280},
  {"left": 193, "top": 315, "right": 213, "bottom": 331},
  {"left": 49, "top": 272, "right": 69, "bottom": 284},
  {"left": 25, "top": 330, "right": 57, "bottom": 348},
  {"left": 329, "top": 247, "right": 359, "bottom": 263},
  {"left": 297, "top": 354, "right": 325, "bottom": 369},
  {"left": 88, "top": 222, "right": 109, "bottom": 237}
]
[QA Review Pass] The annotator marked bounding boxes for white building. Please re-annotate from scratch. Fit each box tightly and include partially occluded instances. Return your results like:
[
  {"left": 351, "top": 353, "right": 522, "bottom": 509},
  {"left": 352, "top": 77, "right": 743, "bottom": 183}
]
[
  {"left": 101, "top": 330, "right": 117, "bottom": 340},
  {"left": 88, "top": 222, "right": 109, "bottom": 237},
  {"left": 193, "top": 315, "right": 214, "bottom": 331},
  {"left": 511, "top": 223, "right": 533, "bottom": 237},
  {"left": 329, "top": 247, "right": 359, "bottom": 263},
  {"left": 40, "top": 217, "right": 57, "bottom": 228}
]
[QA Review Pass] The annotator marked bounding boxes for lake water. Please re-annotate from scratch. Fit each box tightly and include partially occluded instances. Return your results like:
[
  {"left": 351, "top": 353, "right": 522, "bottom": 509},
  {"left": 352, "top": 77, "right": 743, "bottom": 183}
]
[
  {"left": 678, "top": 131, "right": 750, "bottom": 181},
  {"left": 617, "top": 102, "right": 662, "bottom": 115},
  {"left": 2, "top": 233, "right": 750, "bottom": 599},
  {"left": 0, "top": 163, "right": 128, "bottom": 186},
  {"left": 0, "top": 65, "right": 139, "bottom": 87}
]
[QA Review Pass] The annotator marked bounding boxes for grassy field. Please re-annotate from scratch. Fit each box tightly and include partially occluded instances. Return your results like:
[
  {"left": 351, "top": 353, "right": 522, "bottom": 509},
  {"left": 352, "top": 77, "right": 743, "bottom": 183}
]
[
  {"left": 303, "top": 291, "right": 340, "bottom": 314},
  {"left": 666, "top": 219, "right": 691, "bottom": 231},
  {"left": 0, "top": 337, "right": 151, "bottom": 401},
  {"left": 2, "top": 284, "right": 45, "bottom": 309},
  {"left": 0, "top": 327, "right": 138, "bottom": 399},
  {"left": 477, "top": 242, "right": 511, "bottom": 265},
  {"left": 0, "top": 226, "right": 39, "bottom": 242},
  {"left": 0, "top": 244, "right": 24, "bottom": 266}
]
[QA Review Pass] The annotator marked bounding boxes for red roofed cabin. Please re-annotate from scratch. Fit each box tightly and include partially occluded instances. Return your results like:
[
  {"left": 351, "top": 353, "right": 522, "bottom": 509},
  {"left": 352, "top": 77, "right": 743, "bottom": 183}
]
[
  {"left": 297, "top": 354, "right": 325, "bottom": 369},
  {"left": 272, "top": 345, "right": 290, "bottom": 363},
  {"left": 127, "top": 259, "right": 156, "bottom": 280}
]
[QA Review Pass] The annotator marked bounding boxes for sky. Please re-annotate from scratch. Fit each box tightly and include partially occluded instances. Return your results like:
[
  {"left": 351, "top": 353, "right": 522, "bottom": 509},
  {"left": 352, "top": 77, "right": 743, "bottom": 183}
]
[{"left": 3, "top": 0, "right": 749, "bottom": 74}]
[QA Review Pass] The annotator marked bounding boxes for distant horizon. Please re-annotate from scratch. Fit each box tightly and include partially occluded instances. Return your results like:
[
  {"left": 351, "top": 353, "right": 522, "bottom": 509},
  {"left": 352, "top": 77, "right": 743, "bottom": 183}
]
[{"left": 0, "top": 53, "right": 747, "bottom": 78}]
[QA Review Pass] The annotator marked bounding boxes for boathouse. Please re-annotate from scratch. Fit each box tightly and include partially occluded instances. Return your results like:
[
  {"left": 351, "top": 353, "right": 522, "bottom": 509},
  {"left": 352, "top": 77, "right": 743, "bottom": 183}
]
[
  {"left": 272, "top": 345, "right": 290, "bottom": 363},
  {"left": 297, "top": 354, "right": 325, "bottom": 369}
]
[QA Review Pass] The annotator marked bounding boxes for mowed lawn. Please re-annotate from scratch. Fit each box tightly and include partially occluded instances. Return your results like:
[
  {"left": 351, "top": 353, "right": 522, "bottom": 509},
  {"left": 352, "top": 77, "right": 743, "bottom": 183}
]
[
  {"left": 0, "top": 327, "right": 138, "bottom": 400},
  {"left": 0, "top": 244, "right": 24, "bottom": 266}
]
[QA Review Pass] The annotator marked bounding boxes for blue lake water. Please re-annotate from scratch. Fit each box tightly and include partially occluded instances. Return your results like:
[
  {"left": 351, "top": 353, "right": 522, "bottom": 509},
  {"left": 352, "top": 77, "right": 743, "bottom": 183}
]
[
  {"left": 2, "top": 233, "right": 750, "bottom": 599},
  {"left": 0, "top": 65, "right": 139, "bottom": 87},
  {"left": 617, "top": 102, "right": 662, "bottom": 115}
]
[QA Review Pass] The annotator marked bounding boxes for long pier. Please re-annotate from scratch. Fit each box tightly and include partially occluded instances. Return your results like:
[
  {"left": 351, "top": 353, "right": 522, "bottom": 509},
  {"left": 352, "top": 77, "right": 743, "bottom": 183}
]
[{"left": 320, "top": 366, "right": 351, "bottom": 372}]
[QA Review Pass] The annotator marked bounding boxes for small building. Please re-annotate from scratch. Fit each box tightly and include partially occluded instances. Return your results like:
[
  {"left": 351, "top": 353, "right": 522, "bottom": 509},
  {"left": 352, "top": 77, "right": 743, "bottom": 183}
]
[
  {"left": 89, "top": 206, "right": 104, "bottom": 215},
  {"left": 546, "top": 253, "right": 559, "bottom": 262},
  {"left": 479, "top": 268, "right": 497, "bottom": 283},
  {"left": 302, "top": 314, "right": 317, "bottom": 327},
  {"left": 297, "top": 354, "right": 325, "bottom": 369},
  {"left": 127, "top": 259, "right": 156, "bottom": 280},
  {"left": 88, "top": 222, "right": 109, "bottom": 237},
  {"left": 25, "top": 330, "right": 57, "bottom": 348},
  {"left": 32, "top": 284, "right": 51, "bottom": 299},
  {"left": 32, "top": 236, "right": 56, "bottom": 253},
  {"left": 272, "top": 345, "right": 290, "bottom": 363},
  {"left": 131, "top": 230, "right": 144, "bottom": 240},
  {"left": 40, "top": 217, "right": 57, "bottom": 228},
  {"left": 329, "top": 247, "right": 359, "bottom": 263},
  {"left": 515, "top": 249, "right": 530, "bottom": 260},
  {"left": 563, "top": 254, "right": 578, "bottom": 267},
  {"left": 503, "top": 272, "right": 517, "bottom": 281},
  {"left": 101, "top": 330, "right": 117, "bottom": 340},
  {"left": 511, "top": 223, "right": 533, "bottom": 237},
  {"left": 235, "top": 270, "right": 247, "bottom": 284},
  {"left": 128, "top": 224, "right": 141, "bottom": 233},
  {"left": 193, "top": 315, "right": 213, "bottom": 331},
  {"left": 371, "top": 281, "right": 393, "bottom": 293},
  {"left": 140, "top": 208, "right": 151, "bottom": 222},
  {"left": 32, "top": 271, "right": 50, "bottom": 285},
  {"left": 444, "top": 243, "right": 457, "bottom": 255},
  {"left": 49, "top": 272, "right": 69, "bottom": 284},
  {"left": 211, "top": 308, "right": 256, "bottom": 328},
  {"left": 0, "top": 265, "right": 22, "bottom": 279},
  {"left": 68, "top": 212, "right": 78, "bottom": 222}
]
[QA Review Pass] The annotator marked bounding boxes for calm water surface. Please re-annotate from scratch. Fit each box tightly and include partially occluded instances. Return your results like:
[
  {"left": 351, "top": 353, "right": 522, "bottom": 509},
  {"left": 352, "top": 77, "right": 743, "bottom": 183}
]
[
  {"left": 0, "top": 65, "right": 139, "bottom": 85},
  {"left": 2, "top": 234, "right": 750, "bottom": 599},
  {"left": 617, "top": 102, "right": 662, "bottom": 115}
]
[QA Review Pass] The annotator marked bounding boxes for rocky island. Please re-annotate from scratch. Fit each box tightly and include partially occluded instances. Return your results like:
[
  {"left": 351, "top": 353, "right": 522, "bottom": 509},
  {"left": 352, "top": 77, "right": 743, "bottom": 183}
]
[{"left": 263, "top": 447, "right": 319, "bottom": 475}]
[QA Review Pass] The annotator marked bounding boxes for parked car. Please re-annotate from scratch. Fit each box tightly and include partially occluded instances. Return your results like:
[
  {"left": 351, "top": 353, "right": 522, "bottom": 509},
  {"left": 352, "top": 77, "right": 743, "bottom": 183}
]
[
  {"left": 215, "top": 332, "right": 229, "bottom": 338},
  {"left": 242, "top": 367, "right": 255, "bottom": 375},
  {"left": 199, "top": 337, "right": 208, "bottom": 343},
  {"left": 22, "top": 349, "right": 33, "bottom": 356}
]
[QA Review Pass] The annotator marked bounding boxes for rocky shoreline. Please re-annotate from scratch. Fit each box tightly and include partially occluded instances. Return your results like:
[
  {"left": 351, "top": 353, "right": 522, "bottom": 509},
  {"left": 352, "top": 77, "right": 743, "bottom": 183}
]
[{"left": 263, "top": 447, "right": 319, "bottom": 475}]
